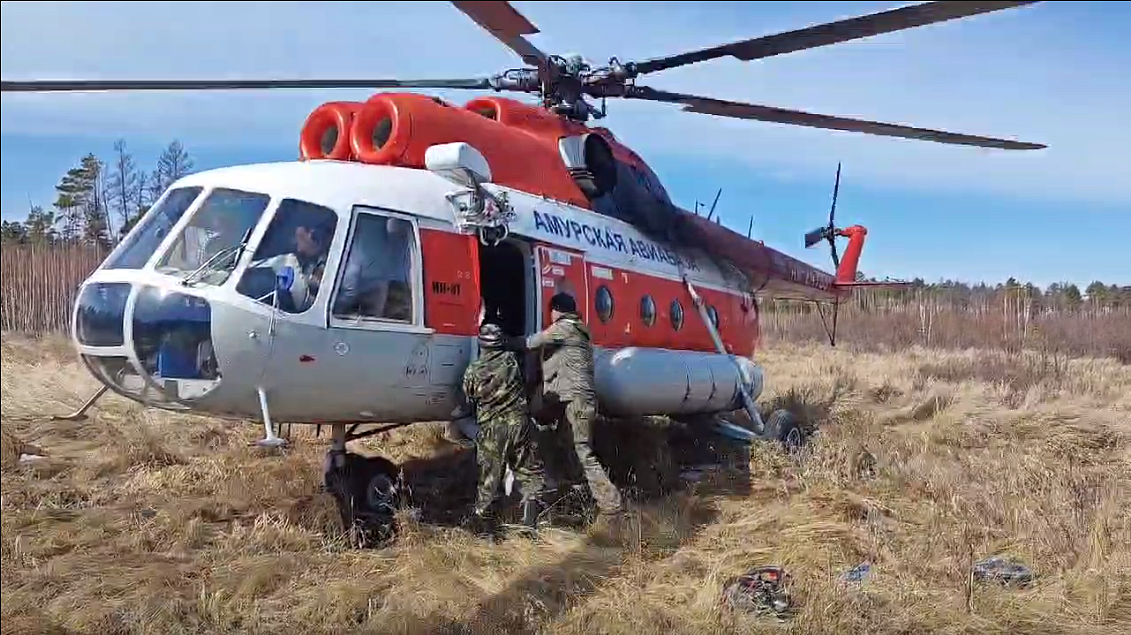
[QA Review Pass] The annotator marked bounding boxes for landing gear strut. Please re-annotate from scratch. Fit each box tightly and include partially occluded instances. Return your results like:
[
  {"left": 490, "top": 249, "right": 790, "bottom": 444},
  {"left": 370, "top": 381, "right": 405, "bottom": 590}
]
[
  {"left": 321, "top": 422, "right": 410, "bottom": 548},
  {"left": 51, "top": 385, "right": 108, "bottom": 421}
]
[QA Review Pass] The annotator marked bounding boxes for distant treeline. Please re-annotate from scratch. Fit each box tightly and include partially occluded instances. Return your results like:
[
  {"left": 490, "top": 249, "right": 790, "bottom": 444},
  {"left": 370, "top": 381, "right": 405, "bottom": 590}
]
[
  {"left": 1, "top": 139, "right": 194, "bottom": 248},
  {"left": 761, "top": 285, "right": 1130, "bottom": 363}
]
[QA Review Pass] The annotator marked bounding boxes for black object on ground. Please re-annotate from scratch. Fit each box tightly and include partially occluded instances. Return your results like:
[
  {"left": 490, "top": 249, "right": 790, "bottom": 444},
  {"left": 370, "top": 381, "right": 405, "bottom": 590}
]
[
  {"left": 722, "top": 566, "right": 793, "bottom": 618},
  {"left": 973, "top": 556, "right": 1034, "bottom": 587}
]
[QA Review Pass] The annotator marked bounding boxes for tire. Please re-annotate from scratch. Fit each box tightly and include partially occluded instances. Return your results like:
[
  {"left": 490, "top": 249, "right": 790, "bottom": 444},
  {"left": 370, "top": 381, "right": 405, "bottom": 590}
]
[
  {"left": 765, "top": 409, "right": 805, "bottom": 453},
  {"left": 324, "top": 452, "right": 402, "bottom": 548}
]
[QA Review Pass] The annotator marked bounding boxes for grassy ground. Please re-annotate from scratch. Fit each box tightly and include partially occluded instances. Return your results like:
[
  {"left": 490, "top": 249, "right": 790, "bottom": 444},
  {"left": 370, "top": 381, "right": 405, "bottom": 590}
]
[{"left": 2, "top": 332, "right": 1128, "bottom": 634}]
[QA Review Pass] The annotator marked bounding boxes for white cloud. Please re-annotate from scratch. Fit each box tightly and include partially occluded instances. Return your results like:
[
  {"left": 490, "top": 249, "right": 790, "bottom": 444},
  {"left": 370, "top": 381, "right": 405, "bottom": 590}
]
[{"left": 2, "top": 1, "right": 1127, "bottom": 206}]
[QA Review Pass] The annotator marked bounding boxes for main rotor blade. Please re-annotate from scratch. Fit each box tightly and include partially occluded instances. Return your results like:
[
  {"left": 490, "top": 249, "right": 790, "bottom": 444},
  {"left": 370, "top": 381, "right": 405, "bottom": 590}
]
[
  {"left": 450, "top": 1, "right": 548, "bottom": 67},
  {"left": 625, "top": 86, "right": 1045, "bottom": 150},
  {"left": 630, "top": 1, "right": 1041, "bottom": 76},
  {"left": 0, "top": 77, "right": 494, "bottom": 93}
]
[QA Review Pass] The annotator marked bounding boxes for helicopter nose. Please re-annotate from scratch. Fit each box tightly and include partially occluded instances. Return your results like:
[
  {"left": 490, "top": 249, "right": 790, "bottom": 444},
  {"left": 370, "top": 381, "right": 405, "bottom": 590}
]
[{"left": 72, "top": 280, "right": 221, "bottom": 407}]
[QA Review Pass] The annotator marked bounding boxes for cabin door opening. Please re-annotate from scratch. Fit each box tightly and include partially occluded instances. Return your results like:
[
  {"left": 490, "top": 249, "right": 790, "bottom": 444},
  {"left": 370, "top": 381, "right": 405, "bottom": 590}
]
[
  {"left": 477, "top": 238, "right": 531, "bottom": 341},
  {"left": 476, "top": 238, "right": 541, "bottom": 396}
]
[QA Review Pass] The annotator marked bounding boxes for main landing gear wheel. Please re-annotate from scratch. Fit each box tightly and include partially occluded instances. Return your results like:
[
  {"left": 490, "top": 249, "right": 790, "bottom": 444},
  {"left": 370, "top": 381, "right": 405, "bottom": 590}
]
[
  {"left": 764, "top": 409, "right": 806, "bottom": 454},
  {"left": 324, "top": 452, "right": 402, "bottom": 548},
  {"left": 321, "top": 422, "right": 410, "bottom": 549}
]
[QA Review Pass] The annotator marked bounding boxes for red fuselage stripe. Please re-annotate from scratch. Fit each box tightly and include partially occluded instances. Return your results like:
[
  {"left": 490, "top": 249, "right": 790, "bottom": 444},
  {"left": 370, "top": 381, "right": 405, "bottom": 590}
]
[{"left": 418, "top": 228, "right": 760, "bottom": 357}]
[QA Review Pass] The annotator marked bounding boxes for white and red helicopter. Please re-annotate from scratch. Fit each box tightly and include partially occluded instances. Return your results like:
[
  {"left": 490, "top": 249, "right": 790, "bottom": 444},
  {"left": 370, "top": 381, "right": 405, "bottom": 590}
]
[{"left": 1, "top": 1, "right": 1045, "bottom": 542}]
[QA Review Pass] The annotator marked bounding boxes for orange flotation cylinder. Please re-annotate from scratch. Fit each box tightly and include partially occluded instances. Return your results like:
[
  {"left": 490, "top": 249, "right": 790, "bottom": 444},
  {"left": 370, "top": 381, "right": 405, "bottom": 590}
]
[
  {"left": 299, "top": 101, "right": 362, "bottom": 161},
  {"left": 347, "top": 92, "right": 592, "bottom": 207},
  {"left": 348, "top": 93, "right": 414, "bottom": 165}
]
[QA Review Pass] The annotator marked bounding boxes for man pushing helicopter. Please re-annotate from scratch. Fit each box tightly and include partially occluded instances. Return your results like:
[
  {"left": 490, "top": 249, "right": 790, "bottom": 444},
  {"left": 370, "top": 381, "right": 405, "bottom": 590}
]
[
  {"left": 459, "top": 292, "right": 624, "bottom": 539},
  {"left": 509, "top": 291, "right": 624, "bottom": 523},
  {"left": 460, "top": 321, "right": 548, "bottom": 539}
]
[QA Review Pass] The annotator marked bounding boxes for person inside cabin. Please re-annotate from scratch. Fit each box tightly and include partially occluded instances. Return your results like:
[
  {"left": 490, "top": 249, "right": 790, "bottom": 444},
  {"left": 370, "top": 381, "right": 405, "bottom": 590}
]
[
  {"left": 293, "top": 223, "right": 330, "bottom": 300},
  {"left": 331, "top": 215, "right": 413, "bottom": 321},
  {"left": 506, "top": 291, "right": 624, "bottom": 530},
  {"left": 378, "top": 217, "right": 413, "bottom": 321}
]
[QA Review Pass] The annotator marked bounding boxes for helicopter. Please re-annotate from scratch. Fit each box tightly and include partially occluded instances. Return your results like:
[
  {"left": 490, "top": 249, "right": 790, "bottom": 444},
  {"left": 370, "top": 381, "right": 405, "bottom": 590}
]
[{"left": 1, "top": 1, "right": 1045, "bottom": 544}]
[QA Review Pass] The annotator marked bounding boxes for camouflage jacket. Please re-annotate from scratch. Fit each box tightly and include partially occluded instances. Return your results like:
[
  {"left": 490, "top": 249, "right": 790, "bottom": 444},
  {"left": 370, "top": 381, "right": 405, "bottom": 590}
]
[
  {"left": 518, "top": 312, "right": 595, "bottom": 401},
  {"left": 461, "top": 347, "right": 528, "bottom": 425}
]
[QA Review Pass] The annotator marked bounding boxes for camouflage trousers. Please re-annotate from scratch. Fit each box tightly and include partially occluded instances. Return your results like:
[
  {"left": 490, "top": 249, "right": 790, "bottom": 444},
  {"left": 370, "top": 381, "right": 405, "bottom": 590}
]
[
  {"left": 538, "top": 397, "right": 623, "bottom": 514},
  {"left": 474, "top": 414, "right": 547, "bottom": 516}
]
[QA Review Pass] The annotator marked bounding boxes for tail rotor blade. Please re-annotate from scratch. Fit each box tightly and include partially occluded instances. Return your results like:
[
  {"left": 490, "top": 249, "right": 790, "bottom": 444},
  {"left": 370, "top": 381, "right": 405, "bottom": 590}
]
[
  {"left": 828, "top": 162, "right": 842, "bottom": 227},
  {"left": 805, "top": 227, "right": 827, "bottom": 248}
]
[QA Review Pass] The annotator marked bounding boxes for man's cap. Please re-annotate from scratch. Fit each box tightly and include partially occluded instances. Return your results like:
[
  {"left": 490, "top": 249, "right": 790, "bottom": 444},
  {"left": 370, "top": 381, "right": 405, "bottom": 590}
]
[{"left": 549, "top": 292, "right": 577, "bottom": 314}]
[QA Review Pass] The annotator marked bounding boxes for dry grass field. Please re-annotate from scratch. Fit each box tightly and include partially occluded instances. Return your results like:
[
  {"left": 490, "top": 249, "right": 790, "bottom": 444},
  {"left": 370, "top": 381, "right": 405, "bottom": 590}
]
[{"left": 2, "top": 332, "right": 1129, "bottom": 635}]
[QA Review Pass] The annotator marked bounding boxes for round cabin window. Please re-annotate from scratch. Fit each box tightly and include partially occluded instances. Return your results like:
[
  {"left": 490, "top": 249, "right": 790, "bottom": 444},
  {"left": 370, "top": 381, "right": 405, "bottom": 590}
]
[
  {"left": 595, "top": 285, "right": 614, "bottom": 324},
  {"left": 670, "top": 299, "right": 684, "bottom": 331},
  {"left": 707, "top": 305, "right": 720, "bottom": 330},
  {"left": 640, "top": 294, "right": 657, "bottom": 327}
]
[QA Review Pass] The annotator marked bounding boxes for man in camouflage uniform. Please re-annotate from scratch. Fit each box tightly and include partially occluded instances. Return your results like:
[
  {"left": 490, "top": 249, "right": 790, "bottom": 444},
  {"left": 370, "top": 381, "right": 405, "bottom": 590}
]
[
  {"left": 508, "top": 292, "right": 624, "bottom": 519},
  {"left": 461, "top": 322, "right": 548, "bottom": 538}
]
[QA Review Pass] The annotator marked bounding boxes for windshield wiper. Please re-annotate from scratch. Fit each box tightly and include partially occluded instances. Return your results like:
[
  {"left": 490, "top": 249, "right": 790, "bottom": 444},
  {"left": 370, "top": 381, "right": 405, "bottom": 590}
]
[{"left": 180, "top": 226, "right": 255, "bottom": 286}]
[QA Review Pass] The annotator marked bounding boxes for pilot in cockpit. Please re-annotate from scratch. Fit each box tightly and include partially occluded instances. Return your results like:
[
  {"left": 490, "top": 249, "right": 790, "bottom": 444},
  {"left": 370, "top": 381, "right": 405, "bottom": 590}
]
[{"left": 293, "top": 223, "right": 330, "bottom": 298}]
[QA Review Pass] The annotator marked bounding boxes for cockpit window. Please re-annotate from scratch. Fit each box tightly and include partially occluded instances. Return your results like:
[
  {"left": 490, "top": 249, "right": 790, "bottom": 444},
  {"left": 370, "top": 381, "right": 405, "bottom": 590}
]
[
  {"left": 154, "top": 188, "right": 271, "bottom": 284},
  {"left": 103, "top": 186, "right": 203, "bottom": 270},
  {"left": 235, "top": 198, "right": 339, "bottom": 314}
]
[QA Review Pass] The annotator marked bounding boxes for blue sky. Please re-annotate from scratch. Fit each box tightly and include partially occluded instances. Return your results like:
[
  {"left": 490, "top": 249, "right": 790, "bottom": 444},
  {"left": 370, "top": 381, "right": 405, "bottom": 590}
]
[{"left": 2, "top": 1, "right": 1127, "bottom": 288}]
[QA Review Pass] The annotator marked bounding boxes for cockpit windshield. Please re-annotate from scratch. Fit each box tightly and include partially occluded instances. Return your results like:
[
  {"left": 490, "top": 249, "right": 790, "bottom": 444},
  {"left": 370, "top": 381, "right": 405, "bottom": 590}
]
[
  {"left": 103, "top": 186, "right": 203, "bottom": 270},
  {"left": 153, "top": 188, "right": 271, "bottom": 284}
]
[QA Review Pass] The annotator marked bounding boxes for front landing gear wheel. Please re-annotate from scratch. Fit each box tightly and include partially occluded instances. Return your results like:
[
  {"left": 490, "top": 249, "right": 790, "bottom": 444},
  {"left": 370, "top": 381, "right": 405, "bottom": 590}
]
[
  {"left": 323, "top": 452, "right": 403, "bottom": 549},
  {"left": 764, "top": 409, "right": 806, "bottom": 453}
]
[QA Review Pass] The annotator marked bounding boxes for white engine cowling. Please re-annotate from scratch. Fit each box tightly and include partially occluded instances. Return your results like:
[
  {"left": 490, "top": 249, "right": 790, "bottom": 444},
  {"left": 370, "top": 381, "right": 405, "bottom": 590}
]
[{"left": 594, "top": 347, "right": 763, "bottom": 418}]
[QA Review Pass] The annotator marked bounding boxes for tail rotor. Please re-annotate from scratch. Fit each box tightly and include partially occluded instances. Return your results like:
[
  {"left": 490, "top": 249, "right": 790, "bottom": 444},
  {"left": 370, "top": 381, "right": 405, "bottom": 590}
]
[{"left": 804, "top": 162, "right": 842, "bottom": 269}]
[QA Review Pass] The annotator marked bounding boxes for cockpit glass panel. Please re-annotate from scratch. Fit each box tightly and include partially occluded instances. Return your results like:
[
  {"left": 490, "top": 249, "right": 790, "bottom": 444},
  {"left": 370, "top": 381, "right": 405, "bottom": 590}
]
[
  {"left": 131, "top": 285, "right": 218, "bottom": 382},
  {"left": 154, "top": 187, "right": 271, "bottom": 284},
  {"left": 103, "top": 186, "right": 203, "bottom": 270},
  {"left": 234, "top": 198, "right": 338, "bottom": 314}
]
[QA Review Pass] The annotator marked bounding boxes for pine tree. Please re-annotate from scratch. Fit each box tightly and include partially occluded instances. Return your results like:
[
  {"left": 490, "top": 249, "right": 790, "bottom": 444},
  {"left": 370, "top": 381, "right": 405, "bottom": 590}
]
[
  {"left": 52, "top": 153, "right": 110, "bottom": 246},
  {"left": 25, "top": 205, "right": 57, "bottom": 245},
  {"left": 153, "top": 140, "right": 194, "bottom": 192},
  {"left": 1, "top": 220, "right": 29, "bottom": 244},
  {"left": 107, "top": 138, "right": 139, "bottom": 232}
]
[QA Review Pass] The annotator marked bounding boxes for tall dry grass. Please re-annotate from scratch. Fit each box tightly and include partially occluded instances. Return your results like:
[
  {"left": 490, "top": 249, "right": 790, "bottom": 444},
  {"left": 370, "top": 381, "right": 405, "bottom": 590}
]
[
  {"left": 2, "top": 332, "right": 1128, "bottom": 634},
  {"left": 761, "top": 295, "right": 1131, "bottom": 363},
  {"left": 1, "top": 244, "right": 108, "bottom": 333}
]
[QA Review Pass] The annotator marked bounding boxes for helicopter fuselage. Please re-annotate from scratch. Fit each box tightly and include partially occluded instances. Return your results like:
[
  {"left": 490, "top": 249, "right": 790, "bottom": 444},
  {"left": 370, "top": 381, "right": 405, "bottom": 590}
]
[{"left": 71, "top": 157, "right": 776, "bottom": 427}]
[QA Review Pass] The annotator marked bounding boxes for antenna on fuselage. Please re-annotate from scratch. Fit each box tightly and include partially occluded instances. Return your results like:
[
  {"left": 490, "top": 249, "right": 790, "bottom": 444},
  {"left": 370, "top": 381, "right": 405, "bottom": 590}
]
[{"left": 704, "top": 188, "right": 722, "bottom": 222}]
